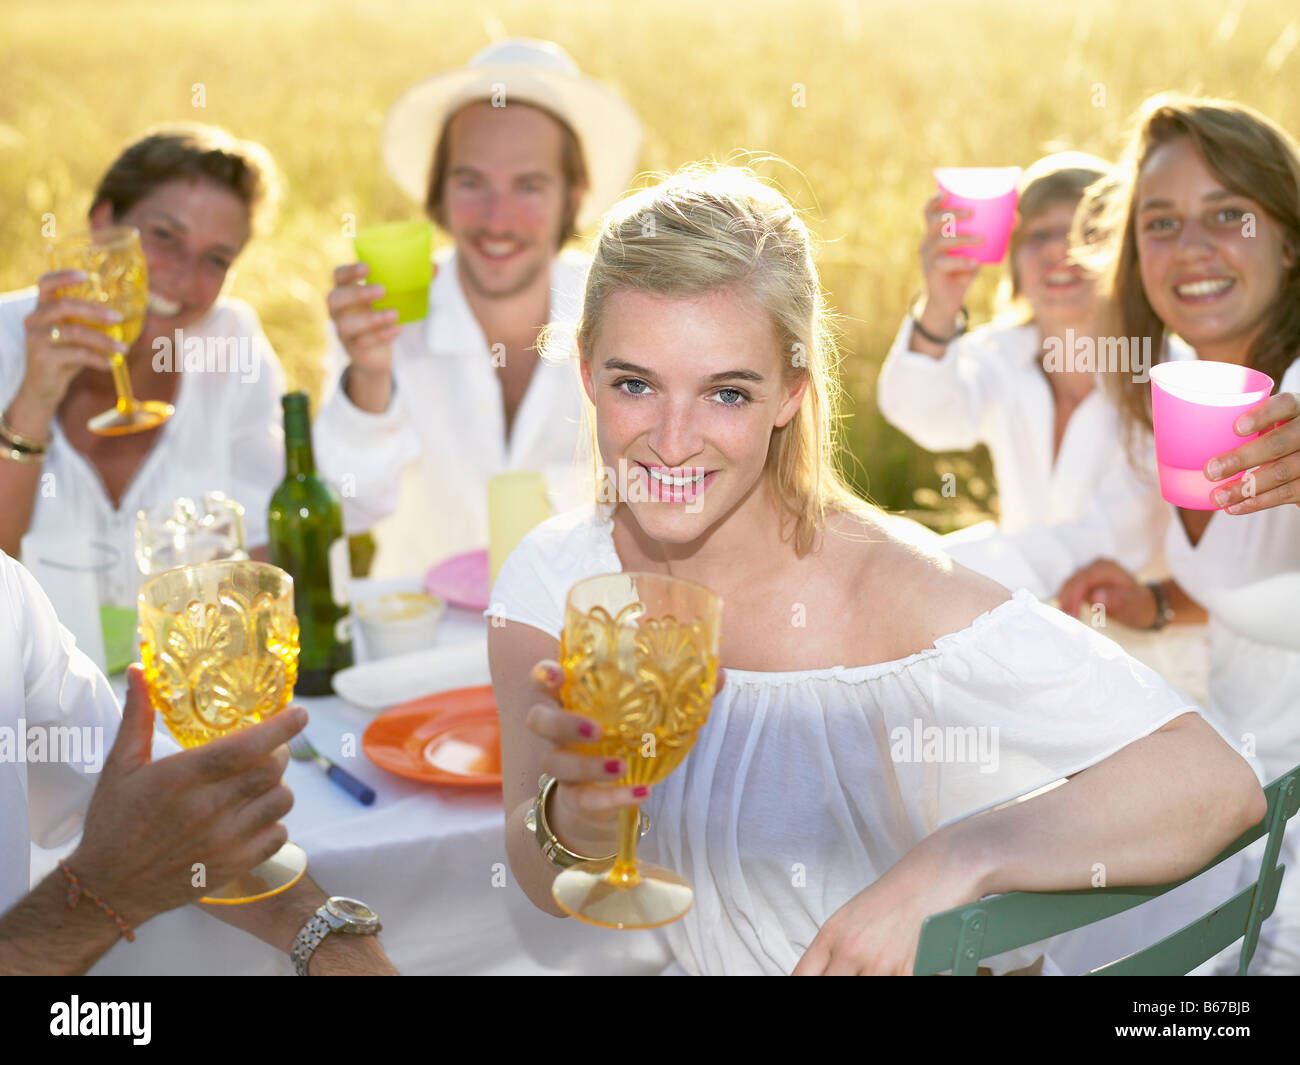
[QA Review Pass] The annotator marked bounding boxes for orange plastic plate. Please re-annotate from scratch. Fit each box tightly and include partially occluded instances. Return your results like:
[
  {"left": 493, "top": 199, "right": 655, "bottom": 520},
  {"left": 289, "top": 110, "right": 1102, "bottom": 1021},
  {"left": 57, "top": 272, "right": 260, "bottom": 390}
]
[{"left": 362, "top": 686, "right": 502, "bottom": 787}]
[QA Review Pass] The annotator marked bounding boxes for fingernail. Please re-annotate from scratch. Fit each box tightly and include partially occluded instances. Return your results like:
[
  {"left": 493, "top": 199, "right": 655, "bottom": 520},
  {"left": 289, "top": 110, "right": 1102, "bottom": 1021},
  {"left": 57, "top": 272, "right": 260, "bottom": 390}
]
[
  {"left": 633, "top": 786, "right": 649, "bottom": 798},
  {"left": 530, "top": 663, "right": 551, "bottom": 686},
  {"left": 578, "top": 721, "right": 596, "bottom": 739},
  {"left": 604, "top": 759, "right": 622, "bottom": 775},
  {"left": 106, "top": 310, "right": 123, "bottom": 323},
  {"left": 1227, "top": 502, "right": 1244, "bottom": 515},
  {"left": 1213, "top": 488, "right": 1230, "bottom": 506},
  {"left": 1235, "top": 417, "right": 1249, "bottom": 435},
  {"left": 1206, "top": 460, "right": 1223, "bottom": 480}
]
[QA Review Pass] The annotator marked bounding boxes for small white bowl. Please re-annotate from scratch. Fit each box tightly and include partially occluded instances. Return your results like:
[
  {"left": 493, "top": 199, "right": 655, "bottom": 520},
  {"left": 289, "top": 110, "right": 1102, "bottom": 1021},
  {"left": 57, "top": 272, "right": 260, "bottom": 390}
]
[{"left": 354, "top": 592, "right": 444, "bottom": 660}]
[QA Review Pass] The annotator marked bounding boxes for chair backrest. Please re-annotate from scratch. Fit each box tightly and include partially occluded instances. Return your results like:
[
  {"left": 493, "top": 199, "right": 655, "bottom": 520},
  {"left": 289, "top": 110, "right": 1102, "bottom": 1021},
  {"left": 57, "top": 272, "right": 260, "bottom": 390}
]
[{"left": 913, "top": 766, "right": 1300, "bottom": 975}]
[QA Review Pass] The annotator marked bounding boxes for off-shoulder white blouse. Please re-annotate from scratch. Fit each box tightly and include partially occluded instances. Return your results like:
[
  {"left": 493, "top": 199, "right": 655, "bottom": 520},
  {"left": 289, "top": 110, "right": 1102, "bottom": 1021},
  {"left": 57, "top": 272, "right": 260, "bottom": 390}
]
[{"left": 490, "top": 504, "right": 1202, "bottom": 975}]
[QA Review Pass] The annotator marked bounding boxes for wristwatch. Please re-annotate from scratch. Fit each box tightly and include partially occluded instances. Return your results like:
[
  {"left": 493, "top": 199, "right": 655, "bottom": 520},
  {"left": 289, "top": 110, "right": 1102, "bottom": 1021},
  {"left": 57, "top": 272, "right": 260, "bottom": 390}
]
[
  {"left": 290, "top": 896, "right": 382, "bottom": 976},
  {"left": 1145, "top": 581, "right": 1174, "bottom": 631}
]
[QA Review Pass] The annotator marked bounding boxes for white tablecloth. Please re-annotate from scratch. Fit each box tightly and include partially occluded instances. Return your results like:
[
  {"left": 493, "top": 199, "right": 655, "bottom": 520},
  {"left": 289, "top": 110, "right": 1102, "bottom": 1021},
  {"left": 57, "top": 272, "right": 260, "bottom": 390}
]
[{"left": 31, "top": 578, "right": 672, "bottom": 976}]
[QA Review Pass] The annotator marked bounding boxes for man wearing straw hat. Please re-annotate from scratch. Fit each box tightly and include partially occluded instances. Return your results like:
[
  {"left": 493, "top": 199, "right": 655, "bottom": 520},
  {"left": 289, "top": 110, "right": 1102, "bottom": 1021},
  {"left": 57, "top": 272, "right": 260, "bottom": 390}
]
[{"left": 316, "top": 39, "right": 641, "bottom": 578}]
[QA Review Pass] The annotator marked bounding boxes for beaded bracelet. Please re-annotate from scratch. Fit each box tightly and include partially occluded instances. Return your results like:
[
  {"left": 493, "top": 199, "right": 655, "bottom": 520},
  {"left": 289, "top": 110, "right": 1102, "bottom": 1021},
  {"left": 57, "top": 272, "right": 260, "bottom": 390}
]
[{"left": 57, "top": 860, "right": 135, "bottom": 943}]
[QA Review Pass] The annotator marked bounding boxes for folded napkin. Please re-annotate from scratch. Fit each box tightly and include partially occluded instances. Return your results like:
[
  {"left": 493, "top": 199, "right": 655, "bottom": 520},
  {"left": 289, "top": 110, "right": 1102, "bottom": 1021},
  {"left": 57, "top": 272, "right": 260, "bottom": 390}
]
[{"left": 331, "top": 637, "right": 491, "bottom": 711}]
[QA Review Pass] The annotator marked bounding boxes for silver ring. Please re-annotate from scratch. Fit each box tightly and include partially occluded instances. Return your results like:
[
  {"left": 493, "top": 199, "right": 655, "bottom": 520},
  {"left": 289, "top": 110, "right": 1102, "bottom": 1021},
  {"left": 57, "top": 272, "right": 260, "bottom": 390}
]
[{"left": 48, "top": 324, "right": 61, "bottom": 344}]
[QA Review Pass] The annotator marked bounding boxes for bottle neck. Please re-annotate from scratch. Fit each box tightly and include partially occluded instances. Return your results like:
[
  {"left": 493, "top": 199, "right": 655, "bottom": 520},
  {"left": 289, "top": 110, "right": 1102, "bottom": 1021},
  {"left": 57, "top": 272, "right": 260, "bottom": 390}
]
[
  {"left": 282, "top": 400, "right": 316, "bottom": 477},
  {"left": 286, "top": 439, "right": 316, "bottom": 478}
]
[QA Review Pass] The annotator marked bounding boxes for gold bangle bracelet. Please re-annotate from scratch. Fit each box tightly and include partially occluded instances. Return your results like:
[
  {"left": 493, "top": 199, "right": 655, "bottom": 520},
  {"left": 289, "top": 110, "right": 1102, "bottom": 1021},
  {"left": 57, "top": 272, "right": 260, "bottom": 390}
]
[
  {"left": 525, "top": 773, "right": 650, "bottom": 869},
  {"left": 0, "top": 414, "right": 50, "bottom": 453},
  {"left": 1, "top": 439, "right": 45, "bottom": 464}
]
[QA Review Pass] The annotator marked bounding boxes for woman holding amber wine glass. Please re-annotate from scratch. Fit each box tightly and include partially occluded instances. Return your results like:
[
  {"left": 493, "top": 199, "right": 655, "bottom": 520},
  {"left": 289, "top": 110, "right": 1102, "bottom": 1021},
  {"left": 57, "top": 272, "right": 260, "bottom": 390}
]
[
  {"left": 1057, "top": 95, "right": 1300, "bottom": 975},
  {"left": 0, "top": 125, "right": 287, "bottom": 608},
  {"left": 488, "top": 164, "right": 1266, "bottom": 975}
]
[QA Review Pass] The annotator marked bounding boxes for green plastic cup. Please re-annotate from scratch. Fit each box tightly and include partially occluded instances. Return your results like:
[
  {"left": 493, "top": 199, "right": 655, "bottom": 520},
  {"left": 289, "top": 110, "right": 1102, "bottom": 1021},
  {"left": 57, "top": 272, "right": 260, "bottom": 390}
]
[{"left": 353, "top": 220, "right": 433, "bottom": 324}]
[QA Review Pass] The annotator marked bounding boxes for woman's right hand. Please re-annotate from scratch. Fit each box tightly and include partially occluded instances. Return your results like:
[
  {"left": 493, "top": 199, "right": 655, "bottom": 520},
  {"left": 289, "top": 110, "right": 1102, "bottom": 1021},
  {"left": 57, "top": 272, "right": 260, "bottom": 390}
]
[
  {"left": 523, "top": 659, "right": 728, "bottom": 853},
  {"left": 917, "top": 193, "right": 982, "bottom": 331},
  {"left": 15, "top": 269, "right": 121, "bottom": 426},
  {"left": 524, "top": 659, "right": 649, "bottom": 853},
  {"left": 327, "top": 263, "right": 401, "bottom": 412}
]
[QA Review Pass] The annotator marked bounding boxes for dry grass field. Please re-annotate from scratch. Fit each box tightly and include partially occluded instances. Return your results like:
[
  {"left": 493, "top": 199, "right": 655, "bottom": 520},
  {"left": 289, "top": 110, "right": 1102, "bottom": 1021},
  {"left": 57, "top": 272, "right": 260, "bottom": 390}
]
[{"left": 2, "top": 0, "right": 1297, "bottom": 525}]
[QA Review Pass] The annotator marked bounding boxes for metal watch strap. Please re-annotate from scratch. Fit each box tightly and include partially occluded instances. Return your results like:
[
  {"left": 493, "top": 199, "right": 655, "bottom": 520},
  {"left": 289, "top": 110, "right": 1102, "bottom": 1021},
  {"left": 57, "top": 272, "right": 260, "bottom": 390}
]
[
  {"left": 290, "top": 898, "right": 381, "bottom": 976},
  {"left": 291, "top": 912, "right": 335, "bottom": 976}
]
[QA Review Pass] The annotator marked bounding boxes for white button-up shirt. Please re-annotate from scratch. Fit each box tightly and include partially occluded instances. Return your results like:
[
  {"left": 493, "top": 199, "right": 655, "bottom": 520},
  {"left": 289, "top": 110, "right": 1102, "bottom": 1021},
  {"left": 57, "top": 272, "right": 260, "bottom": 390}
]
[
  {"left": 313, "top": 249, "right": 593, "bottom": 578},
  {"left": 0, "top": 291, "right": 287, "bottom": 607},
  {"left": 877, "top": 317, "right": 1171, "bottom": 597},
  {"left": 0, "top": 550, "right": 121, "bottom": 917}
]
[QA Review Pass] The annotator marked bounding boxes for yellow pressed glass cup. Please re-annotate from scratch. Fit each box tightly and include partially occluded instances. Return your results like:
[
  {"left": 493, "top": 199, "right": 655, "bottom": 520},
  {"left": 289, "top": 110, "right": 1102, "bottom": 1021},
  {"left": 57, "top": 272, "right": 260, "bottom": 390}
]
[
  {"left": 552, "top": 572, "right": 722, "bottom": 929},
  {"left": 138, "top": 559, "right": 306, "bottom": 903}
]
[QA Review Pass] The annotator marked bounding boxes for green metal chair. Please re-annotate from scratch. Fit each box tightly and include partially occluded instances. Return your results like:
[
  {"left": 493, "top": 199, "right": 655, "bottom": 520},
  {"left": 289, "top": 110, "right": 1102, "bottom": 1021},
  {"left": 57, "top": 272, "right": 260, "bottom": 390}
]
[{"left": 914, "top": 766, "right": 1300, "bottom": 975}]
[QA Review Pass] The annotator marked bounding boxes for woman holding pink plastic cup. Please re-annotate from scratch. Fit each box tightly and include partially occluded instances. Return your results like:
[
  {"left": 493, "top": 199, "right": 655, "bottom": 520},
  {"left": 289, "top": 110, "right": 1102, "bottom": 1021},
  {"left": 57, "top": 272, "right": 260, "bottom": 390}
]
[
  {"left": 1057, "top": 94, "right": 1300, "bottom": 975},
  {"left": 878, "top": 154, "right": 1174, "bottom": 607},
  {"left": 1148, "top": 360, "right": 1275, "bottom": 510}
]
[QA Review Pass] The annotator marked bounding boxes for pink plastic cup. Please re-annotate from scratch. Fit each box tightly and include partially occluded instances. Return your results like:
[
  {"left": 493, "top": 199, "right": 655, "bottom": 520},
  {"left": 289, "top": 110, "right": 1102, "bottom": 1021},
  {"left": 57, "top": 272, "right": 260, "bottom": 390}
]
[
  {"left": 1149, "top": 361, "right": 1274, "bottom": 510},
  {"left": 933, "top": 168, "right": 1022, "bottom": 264}
]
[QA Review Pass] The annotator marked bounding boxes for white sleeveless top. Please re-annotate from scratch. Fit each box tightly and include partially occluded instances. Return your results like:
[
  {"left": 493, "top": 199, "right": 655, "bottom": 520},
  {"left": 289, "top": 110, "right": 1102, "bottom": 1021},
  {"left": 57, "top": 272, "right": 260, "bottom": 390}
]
[{"left": 490, "top": 505, "right": 1201, "bottom": 975}]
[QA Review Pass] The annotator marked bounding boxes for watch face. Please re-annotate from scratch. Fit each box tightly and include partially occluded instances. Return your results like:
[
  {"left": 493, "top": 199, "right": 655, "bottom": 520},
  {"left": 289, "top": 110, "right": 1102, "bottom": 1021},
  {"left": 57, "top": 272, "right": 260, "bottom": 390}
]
[{"left": 327, "top": 897, "right": 377, "bottom": 924}]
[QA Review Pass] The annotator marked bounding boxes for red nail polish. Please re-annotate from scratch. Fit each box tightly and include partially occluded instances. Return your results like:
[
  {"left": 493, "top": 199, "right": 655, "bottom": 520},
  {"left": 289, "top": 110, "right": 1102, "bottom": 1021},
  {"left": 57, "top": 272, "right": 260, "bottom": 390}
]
[
  {"left": 633, "top": 786, "right": 649, "bottom": 798},
  {"left": 604, "top": 760, "right": 621, "bottom": 774},
  {"left": 579, "top": 721, "right": 595, "bottom": 738}
]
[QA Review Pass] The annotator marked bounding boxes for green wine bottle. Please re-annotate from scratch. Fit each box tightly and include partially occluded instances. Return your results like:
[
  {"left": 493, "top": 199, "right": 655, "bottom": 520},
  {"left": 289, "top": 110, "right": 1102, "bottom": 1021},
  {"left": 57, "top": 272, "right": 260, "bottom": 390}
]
[{"left": 268, "top": 391, "right": 354, "bottom": 694}]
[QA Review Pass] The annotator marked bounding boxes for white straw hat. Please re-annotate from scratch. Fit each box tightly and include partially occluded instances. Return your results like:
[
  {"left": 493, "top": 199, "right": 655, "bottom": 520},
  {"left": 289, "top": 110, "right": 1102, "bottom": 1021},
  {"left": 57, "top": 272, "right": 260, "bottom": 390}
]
[{"left": 381, "top": 38, "right": 642, "bottom": 230}]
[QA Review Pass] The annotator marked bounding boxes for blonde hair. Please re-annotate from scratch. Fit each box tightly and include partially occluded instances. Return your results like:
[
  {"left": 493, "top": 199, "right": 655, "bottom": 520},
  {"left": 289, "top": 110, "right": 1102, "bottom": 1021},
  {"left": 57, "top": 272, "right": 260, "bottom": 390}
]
[
  {"left": 572, "top": 164, "right": 864, "bottom": 556},
  {"left": 1084, "top": 94, "right": 1300, "bottom": 438}
]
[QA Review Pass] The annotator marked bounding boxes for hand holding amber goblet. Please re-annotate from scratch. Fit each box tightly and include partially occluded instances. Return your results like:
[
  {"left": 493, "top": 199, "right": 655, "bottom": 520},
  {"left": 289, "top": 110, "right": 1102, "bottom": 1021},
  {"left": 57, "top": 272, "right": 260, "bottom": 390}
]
[
  {"left": 137, "top": 560, "right": 306, "bottom": 903},
  {"left": 553, "top": 572, "right": 722, "bottom": 929},
  {"left": 47, "top": 225, "right": 174, "bottom": 435}
]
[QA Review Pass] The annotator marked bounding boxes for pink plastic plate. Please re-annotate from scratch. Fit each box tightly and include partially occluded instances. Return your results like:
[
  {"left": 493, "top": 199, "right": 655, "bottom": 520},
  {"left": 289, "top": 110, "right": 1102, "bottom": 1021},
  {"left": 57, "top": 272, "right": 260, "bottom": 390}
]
[{"left": 425, "top": 548, "right": 490, "bottom": 612}]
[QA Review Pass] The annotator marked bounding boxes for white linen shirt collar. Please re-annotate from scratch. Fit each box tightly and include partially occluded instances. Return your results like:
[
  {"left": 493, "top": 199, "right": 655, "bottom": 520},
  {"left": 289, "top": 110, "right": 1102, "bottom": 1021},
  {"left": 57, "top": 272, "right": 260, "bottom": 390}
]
[{"left": 313, "top": 250, "right": 593, "bottom": 576}]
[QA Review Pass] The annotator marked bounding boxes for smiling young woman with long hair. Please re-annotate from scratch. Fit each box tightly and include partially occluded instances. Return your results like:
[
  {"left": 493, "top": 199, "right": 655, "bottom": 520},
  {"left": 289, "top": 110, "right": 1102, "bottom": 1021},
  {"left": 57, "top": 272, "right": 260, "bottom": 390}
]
[
  {"left": 487, "top": 164, "right": 1265, "bottom": 976},
  {"left": 1058, "top": 94, "right": 1300, "bottom": 974}
]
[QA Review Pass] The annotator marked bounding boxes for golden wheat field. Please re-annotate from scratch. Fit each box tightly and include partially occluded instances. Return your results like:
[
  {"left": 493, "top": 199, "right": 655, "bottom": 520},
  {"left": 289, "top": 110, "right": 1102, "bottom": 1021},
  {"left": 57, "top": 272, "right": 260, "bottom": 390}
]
[{"left": 2, "top": 0, "right": 1298, "bottom": 524}]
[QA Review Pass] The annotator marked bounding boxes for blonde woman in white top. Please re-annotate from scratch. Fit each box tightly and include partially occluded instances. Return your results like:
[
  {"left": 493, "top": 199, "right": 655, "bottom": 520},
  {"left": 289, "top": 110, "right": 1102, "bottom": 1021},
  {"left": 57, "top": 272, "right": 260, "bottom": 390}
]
[{"left": 488, "top": 165, "right": 1264, "bottom": 976}]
